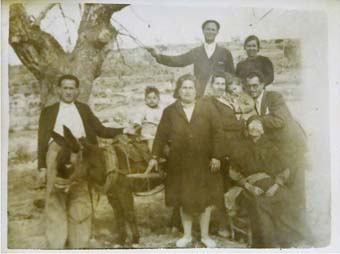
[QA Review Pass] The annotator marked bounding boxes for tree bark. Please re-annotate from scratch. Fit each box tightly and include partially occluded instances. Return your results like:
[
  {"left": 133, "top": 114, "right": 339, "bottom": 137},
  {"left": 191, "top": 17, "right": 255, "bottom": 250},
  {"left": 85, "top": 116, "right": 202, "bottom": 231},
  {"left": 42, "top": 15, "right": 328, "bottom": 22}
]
[{"left": 9, "top": 3, "right": 128, "bottom": 106}]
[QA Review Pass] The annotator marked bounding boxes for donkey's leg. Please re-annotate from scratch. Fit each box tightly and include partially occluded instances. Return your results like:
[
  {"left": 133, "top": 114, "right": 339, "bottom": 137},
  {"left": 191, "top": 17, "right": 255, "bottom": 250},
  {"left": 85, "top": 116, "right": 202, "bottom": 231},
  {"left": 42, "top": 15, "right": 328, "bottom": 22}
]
[
  {"left": 119, "top": 177, "right": 139, "bottom": 244},
  {"left": 114, "top": 145, "right": 139, "bottom": 243},
  {"left": 107, "top": 190, "right": 127, "bottom": 244}
]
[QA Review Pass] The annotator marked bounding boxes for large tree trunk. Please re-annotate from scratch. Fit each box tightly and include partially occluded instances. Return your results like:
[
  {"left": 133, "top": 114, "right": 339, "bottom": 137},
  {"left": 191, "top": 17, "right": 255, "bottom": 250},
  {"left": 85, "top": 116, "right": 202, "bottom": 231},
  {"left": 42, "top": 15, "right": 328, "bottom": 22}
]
[{"left": 9, "top": 3, "right": 128, "bottom": 106}]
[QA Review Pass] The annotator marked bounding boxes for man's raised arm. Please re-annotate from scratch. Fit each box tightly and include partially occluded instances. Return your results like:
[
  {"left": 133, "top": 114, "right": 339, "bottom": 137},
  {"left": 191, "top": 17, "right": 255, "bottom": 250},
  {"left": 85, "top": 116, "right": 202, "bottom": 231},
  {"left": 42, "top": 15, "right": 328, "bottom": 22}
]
[{"left": 145, "top": 47, "right": 194, "bottom": 67}]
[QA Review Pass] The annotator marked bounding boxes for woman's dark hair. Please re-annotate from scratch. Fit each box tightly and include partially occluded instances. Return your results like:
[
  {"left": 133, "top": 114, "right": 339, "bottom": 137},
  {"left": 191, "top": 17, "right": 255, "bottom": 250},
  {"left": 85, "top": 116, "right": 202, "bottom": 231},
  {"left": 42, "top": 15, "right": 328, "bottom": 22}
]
[
  {"left": 173, "top": 73, "right": 197, "bottom": 99},
  {"left": 145, "top": 86, "right": 160, "bottom": 98},
  {"left": 212, "top": 72, "right": 243, "bottom": 91},
  {"left": 211, "top": 71, "right": 226, "bottom": 84},
  {"left": 202, "top": 19, "right": 220, "bottom": 31},
  {"left": 244, "top": 35, "right": 261, "bottom": 51},
  {"left": 57, "top": 74, "right": 80, "bottom": 88},
  {"left": 245, "top": 71, "right": 265, "bottom": 84}
]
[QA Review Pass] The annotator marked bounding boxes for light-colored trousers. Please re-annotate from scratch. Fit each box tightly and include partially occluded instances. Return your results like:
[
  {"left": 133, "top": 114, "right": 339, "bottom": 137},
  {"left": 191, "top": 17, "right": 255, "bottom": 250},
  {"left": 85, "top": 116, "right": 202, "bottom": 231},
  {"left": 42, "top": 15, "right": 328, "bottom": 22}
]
[{"left": 45, "top": 142, "right": 92, "bottom": 249}]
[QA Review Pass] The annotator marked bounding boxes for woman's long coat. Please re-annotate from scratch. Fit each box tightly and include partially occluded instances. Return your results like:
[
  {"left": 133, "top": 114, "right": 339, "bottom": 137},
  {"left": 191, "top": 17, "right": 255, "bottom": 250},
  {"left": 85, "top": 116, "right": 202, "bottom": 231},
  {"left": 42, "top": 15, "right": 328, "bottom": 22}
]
[
  {"left": 152, "top": 99, "right": 225, "bottom": 214},
  {"left": 208, "top": 97, "right": 245, "bottom": 156}
]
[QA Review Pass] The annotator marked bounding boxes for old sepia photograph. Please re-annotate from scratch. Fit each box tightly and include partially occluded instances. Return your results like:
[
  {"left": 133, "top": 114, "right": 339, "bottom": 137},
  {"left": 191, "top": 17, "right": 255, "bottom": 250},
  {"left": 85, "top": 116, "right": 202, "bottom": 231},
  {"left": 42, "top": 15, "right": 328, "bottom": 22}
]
[{"left": 1, "top": 0, "right": 339, "bottom": 252}]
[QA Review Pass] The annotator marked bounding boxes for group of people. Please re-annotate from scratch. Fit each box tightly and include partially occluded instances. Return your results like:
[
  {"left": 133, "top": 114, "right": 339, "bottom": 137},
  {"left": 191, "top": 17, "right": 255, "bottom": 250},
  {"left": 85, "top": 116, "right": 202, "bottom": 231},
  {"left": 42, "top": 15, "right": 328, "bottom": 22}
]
[
  {"left": 37, "top": 19, "right": 309, "bottom": 249},
  {"left": 143, "top": 19, "right": 308, "bottom": 248}
]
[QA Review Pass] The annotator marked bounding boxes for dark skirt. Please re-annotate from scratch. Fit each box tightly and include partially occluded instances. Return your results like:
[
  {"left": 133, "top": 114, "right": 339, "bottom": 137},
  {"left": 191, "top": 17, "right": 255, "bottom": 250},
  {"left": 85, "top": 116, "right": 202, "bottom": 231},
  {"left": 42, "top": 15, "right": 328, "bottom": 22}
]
[
  {"left": 165, "top": 163, "right": 224, "bottom": 215},
  {"left": 239, "top": 168, "right": 308, "bottom": 248}
]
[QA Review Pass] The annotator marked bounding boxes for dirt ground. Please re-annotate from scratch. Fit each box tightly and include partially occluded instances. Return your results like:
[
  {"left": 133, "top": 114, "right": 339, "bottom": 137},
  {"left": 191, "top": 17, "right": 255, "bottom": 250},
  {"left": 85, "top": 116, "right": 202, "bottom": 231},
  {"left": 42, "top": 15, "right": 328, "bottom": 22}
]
[{"left": 7, "top": 154, "right": 245, "bottom": 249}]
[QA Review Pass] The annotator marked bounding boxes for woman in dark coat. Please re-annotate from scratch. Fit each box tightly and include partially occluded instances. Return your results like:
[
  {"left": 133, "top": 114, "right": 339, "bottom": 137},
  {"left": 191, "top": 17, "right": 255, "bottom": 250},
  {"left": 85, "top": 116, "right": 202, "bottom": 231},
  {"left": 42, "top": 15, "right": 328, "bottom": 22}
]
[
  {"left": 207, "top": 72, "right": 248, "bottom": 157},
  {"left": 228, "top": 116, "right": 308, "bottom": 248},
  {"left": 236, "top": 35, "right": 274, "bottom": 86},
  {"left": 206, "top": 72, "right": 249, "bottom": 237},
  {"left": 146, "top": 73, "right": 225, "bottom": 248},
  {"left": 206, "top": 72, "right": 258, "bottom": 193}
]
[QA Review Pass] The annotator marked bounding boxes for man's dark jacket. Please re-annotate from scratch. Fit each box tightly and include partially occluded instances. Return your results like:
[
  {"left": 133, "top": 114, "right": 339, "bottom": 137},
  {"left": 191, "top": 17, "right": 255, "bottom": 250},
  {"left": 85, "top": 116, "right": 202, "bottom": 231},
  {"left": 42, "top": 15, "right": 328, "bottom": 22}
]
[
  {"left": 38, "top": 101, "right": 123, "bottom": 169},
  {"left": 155, "top": 44, "right": 235, "bottom": 96},
  {"left": 258, "top": 91, "right": 307, "bottom": 165}
]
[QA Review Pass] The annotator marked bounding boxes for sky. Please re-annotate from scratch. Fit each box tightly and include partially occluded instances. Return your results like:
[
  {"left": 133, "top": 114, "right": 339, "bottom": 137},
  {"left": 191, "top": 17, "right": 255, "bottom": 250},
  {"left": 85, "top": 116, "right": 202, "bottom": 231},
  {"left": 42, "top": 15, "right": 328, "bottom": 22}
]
[{"left": 7, "top": 2, "right": 325, "bottom": 65}]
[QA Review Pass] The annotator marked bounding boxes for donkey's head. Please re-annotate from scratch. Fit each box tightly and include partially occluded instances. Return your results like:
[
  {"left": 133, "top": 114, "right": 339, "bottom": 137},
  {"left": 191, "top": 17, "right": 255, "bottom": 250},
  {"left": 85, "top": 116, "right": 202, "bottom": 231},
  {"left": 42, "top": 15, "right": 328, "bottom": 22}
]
[
  {"left": 50, "top": 125, "right": 81, "bottom": 179},
  {"left": 79, "top": 138, "right": 108, "bottom": 186}
]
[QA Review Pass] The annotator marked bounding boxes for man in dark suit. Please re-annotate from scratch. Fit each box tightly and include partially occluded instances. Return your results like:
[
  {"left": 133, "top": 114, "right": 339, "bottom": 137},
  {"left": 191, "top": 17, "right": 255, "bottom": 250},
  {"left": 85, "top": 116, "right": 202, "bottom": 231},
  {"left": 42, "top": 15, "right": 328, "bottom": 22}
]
[
  {"left": 243, "top": 71, "right": 306, "bottom": 153},
  {"left": 146, "top": 20, "right": 235, "bottom": 96},
  {"left": 37, "top": 74, "right": 132, "bottom": 248}
]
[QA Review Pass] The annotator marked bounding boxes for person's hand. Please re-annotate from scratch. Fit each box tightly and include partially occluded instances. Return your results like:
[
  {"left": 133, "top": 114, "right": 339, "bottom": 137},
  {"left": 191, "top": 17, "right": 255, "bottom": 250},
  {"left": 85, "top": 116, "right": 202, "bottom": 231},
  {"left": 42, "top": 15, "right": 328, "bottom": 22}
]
[
  {"left": 145, "top": 158, "right": 158, "bottom": 174},
  {"left": 210, "top": 158, "right": 221, "bottom": 172},
  {"left": 123, "top": 125, "right": 137, "bottom": 135},
  {"left": 244, "top": 182, "right": 264, "bottom": 196},
  {"left": 36, "top": 168, "right": 47, "bottom": 188},
  {"left": 54, "top": 176, "right": 71, "bottom": 192},
  {"left": 145, "top": 47, "right": 159, "bottom": 58},
  {"left": 265, "top": 183, "right": 280, "bottom": 197}
]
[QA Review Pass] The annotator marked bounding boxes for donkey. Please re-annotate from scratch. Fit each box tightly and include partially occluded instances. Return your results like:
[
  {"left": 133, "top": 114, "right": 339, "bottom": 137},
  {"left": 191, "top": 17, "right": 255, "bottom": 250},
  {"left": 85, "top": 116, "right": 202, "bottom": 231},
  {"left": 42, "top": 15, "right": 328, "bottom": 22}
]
[
  {"left": 79, "top": 138, "right": 140, "bottom": 244},
  {"left": 50, "top": 125, "right": 141, "bottom": 244},
  {"left": 51, "top": 126, "right": 167, "bottom": 244}
]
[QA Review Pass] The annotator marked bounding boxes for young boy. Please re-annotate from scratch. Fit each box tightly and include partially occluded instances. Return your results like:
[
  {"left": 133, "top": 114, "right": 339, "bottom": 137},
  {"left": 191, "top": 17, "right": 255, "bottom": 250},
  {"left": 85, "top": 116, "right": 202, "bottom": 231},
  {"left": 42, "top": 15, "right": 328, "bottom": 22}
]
[
  {"left": 224, "top": 76, "right": 256, "bottom": 120},
  {"left": 134, "top": 86, "right": 163, "bottom": 151}
]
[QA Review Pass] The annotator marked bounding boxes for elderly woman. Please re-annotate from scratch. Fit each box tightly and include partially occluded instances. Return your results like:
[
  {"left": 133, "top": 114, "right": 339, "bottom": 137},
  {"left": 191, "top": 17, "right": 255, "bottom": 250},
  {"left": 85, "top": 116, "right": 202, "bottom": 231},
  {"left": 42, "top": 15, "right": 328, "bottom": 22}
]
[
  {"left": 146, "top": 73, "right": 225, "bottom": 248},
  {"left": 236, "top": 35, "right": 274, "bottom": 86},
  {"left": 227, "top": 116, "right": 308, "bottom": 248}
]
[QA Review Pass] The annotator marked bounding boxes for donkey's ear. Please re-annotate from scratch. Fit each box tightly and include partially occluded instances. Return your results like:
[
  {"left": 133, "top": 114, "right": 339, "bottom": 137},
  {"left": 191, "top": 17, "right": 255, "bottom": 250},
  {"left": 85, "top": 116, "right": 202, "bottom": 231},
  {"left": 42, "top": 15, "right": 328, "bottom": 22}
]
[
  {"left": 63, "top": 125, "right": 80, "bottom": 153},
  {"left": 50, "top": 130, "right": 66, "bottom": 147}
]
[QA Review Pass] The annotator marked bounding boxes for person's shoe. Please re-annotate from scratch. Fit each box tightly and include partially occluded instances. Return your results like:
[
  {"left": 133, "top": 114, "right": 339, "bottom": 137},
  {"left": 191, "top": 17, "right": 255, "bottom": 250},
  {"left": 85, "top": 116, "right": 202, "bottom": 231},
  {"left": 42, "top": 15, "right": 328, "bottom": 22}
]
[
  {"left": 201, "top": 237, "right": 216, "bottom": 248},
  {"left": 217, "top": 229, "right": 230, "bottom": 238},
  {"left": 176, "top": 236, "right": 192, "bottom": 248}
]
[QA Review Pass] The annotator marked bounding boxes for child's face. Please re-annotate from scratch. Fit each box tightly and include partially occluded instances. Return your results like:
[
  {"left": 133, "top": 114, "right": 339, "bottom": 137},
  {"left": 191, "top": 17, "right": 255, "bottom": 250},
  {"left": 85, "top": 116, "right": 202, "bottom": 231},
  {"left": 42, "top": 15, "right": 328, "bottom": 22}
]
[
  {"left": 227, "top": 82, "right": 242, "bottom": 95},
  {"left": 145, "top": 92, "right": 160, "bottom": 108}
]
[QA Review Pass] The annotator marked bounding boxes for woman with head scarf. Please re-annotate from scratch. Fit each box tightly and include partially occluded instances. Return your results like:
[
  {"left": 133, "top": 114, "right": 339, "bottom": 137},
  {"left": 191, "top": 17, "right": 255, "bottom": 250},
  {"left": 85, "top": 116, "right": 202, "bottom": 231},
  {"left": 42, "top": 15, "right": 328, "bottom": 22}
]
[{"left": 227, "top": 116, "right": 309, "bottom": 248}]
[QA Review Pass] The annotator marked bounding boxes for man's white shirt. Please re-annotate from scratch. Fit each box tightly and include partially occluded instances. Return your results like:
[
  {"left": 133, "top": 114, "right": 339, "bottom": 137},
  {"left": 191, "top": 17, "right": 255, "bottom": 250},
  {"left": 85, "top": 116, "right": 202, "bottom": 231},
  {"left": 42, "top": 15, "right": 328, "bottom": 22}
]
[
  {"left": 204, "top": 42, "right": 216, "bottom": 59},
  {"left": 53, "top": 101, "right": 86, "bottom": 139},
  {"left": 254, "top": 90, "right": 265, "bottom": 115}
]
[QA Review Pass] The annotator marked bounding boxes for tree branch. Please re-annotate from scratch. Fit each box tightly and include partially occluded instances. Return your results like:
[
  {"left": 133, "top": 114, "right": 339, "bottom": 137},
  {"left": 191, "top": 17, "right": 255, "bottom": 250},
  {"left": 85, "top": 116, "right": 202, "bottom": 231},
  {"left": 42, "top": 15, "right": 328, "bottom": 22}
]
[
  {"left": 9, "top": 3, "right": 66, "bottom": 80},
  {"left": 9, "top": 3, "right": 129, "bottom": 105},
  {"left": 34, "top": 3, "right": 58, "bottom": 26}
]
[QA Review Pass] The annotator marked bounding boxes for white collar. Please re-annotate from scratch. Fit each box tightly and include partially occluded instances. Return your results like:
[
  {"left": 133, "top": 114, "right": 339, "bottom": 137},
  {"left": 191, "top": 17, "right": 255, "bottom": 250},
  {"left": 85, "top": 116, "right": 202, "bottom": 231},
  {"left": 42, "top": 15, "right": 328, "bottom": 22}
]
[
  {"left": 181, "top": 101, "right": 196, "bottom": 108},
  {"left": 204, "top": 41, "right": 216, "bottom": 49},
  {"left": 255, "top": 90, "right": 265, "bottom": 105},
  {"left": 60, "top": 101, "right": 76, "bottom": 108},
  {"left": 204, "top": 42, "right": 216, "bottom": 58}
]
